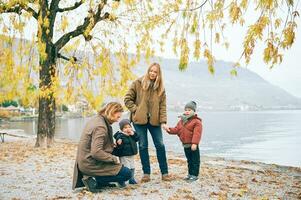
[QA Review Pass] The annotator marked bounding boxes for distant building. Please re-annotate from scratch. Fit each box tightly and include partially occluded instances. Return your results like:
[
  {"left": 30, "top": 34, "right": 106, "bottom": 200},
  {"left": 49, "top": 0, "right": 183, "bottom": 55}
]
[{"left": 68, "top": 100, "right": 89, "bottom": 113}]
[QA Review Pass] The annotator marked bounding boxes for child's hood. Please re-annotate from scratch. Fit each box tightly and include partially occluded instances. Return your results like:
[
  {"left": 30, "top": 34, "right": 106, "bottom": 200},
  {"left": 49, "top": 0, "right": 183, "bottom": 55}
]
[
  {"left": 191, "top": 114, "right": 202, "bottom": 123},
  {"left": 114, "top": 131, "right": 128, "bottom": 137}
]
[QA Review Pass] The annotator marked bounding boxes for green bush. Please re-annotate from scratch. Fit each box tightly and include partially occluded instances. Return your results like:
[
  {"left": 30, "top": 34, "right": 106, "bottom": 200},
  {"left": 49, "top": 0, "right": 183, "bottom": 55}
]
[
  {"left": 62, "top": 104, "right": 69, "bottom": 112},
  {"left": 1, "top": 100, "right": 18, "bottom": 107}
]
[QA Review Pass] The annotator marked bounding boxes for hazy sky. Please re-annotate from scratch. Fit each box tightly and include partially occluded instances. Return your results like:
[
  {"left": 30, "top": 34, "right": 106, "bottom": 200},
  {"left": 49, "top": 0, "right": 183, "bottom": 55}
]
[
  {"left": 1, "top": 2, "right": 300, "bottom": 98},
  {"left": 148, "top": 3, "right": 301, "bottom": 98},
  {"left": 159, "top": 22, "right": 301, "bottom": 98}
]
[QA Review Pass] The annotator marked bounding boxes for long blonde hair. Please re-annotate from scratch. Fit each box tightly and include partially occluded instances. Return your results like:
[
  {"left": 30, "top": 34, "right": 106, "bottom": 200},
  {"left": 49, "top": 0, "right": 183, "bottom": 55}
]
[
  {"left": 142, "top": 62, "right": 165, "bottom": 96},
  {"left": 98, "top": 102, "right": 123, "bottom": 121}
]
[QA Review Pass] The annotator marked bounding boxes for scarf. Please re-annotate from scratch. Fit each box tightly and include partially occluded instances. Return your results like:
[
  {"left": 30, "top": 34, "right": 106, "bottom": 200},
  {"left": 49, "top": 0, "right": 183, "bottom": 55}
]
[{"left": 180, "top": 112, "right": 195, "bottom": 124}]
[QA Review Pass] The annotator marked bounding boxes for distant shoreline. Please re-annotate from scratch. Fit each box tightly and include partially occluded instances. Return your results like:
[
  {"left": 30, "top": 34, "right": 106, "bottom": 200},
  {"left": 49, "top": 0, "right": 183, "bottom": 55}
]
[{"left": 1, "top": 108, "right": 301, "bottom": 122}]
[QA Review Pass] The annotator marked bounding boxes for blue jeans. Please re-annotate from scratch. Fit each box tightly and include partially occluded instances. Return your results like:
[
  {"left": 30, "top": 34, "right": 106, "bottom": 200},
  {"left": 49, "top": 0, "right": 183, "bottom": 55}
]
[
  {"left": 133, "top": 122, "right": 168, "bottom": 175},
  {"left": 94, "top": 166, "right": 131, "bottom": 184}
]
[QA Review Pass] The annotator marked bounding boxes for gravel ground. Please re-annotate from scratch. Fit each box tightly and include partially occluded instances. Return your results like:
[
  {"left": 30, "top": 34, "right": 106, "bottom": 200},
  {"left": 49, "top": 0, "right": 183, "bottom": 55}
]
[{"left": 0, "top": 135, "right": 300, "bottom": 200}]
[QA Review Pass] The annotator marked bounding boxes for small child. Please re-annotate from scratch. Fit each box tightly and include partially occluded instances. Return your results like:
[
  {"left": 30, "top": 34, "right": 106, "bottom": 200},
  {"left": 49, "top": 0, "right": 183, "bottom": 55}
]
[
  {"left": 166, "top": 101, "right": 203, "bottom": 182},
  {"left": 113, "top": 119, "right": 139, "bottom": 185}
]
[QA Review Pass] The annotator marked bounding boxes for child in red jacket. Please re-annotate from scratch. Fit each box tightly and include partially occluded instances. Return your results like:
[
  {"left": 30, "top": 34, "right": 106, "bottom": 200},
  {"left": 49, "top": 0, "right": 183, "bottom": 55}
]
[{"left": 166, "top": 101, "right": 203, "bottom": 181}]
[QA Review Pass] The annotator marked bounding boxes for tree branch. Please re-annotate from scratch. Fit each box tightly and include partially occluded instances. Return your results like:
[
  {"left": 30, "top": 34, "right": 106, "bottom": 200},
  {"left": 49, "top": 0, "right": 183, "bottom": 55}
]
[
  {"left": 57, "top": 1, "right": 83, "bottom": 12},
  {"left": 188, "top": 0, "right": 209, "bottom": 11},
  {"left": 50, "top": 0, "right": 60, "bottom": 11},
  {"left": 24, "top": 6, "right": 38, "bottom": 19},
  {"left": 57, "top": 53, "right": 78, "bottom": 62},
  {"left": 48, "top": 0, "right": 60, "bottom": 40},
  {"left": 55, "top": 1, "right": 109, "bottom": 51},
  {"left": 0, "top": 3, "right": 38, "bottom": 19}
]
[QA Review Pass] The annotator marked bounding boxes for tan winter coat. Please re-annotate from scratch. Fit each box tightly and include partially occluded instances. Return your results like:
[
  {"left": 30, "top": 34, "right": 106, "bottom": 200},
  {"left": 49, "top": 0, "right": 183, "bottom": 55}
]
[
  {"left": 72, "top": 115, "right": 122, "bottom": 189},
  {"left": 124, "top": 77, "right": 167, "bottom": 126}
]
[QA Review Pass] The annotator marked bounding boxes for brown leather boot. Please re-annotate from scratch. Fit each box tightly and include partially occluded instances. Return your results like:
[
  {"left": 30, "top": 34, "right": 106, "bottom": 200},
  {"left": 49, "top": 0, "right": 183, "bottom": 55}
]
[
  {"left": 140, "top": 174, "right": 151, "bottom": 183},
  {"left": 162, "top": 174, "right": 172, "bottom": 181}
]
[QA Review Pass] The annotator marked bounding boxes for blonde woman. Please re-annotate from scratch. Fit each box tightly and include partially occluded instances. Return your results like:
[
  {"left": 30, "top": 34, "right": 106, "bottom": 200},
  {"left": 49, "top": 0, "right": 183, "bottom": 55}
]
[
  {"left": 124, "top": 62, "right": 171, "bottom": 182},
  {"left": 72, "top": 102, "right": 132, "bottom": 193}
]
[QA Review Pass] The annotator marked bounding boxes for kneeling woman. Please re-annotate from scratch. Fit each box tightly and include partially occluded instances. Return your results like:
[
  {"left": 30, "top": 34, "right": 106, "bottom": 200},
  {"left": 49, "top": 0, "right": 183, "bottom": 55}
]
[{"left": 72, "top": 102, "right": 132, "bottom": 192}]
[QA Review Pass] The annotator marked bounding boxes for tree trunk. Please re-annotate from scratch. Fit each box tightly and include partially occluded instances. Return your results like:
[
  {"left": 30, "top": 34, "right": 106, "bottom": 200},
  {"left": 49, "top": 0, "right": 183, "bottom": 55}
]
[
  {"left": 35, "top": 94, "right": 55, "bottom": 147},
  {"left": 34, "top": 1, "right": 58, "bottom": 148},
  {"left": 35, "top": 44, "right": 57, "bottom": 148}
]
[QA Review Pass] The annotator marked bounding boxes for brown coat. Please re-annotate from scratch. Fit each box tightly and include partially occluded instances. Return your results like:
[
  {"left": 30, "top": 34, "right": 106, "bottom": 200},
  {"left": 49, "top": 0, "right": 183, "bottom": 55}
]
[
  {"left": 72, "top": 115, "right": 122, "bottom": 189},
  {"left": 168, "top": 115, "right": 203, "bottom": 145},
  {"left": 124, "top": 77, "right": 167, "bottom": 126}
]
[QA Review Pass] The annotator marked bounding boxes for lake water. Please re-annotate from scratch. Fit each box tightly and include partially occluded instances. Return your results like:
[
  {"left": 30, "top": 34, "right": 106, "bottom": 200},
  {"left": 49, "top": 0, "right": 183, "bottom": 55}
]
[{"left": 1, "top": 110, "right": 301, "bottom": 167}]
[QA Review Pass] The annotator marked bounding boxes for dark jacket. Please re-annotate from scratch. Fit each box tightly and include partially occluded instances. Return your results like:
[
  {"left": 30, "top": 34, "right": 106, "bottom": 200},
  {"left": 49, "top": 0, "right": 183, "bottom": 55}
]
[
  {"left": 112, "top": 131, "right": 139, "bottom": 157},
  {"left": 72, "top": 115, "right": 122, "bottom": 190},
  {"left": 167, "top": 115, "right": 203, "bottom": 145}
]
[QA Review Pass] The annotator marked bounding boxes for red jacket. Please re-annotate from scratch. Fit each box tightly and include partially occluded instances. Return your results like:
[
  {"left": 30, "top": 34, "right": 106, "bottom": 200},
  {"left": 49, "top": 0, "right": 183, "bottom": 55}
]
[{"left": 168, "top": 115, "right": 203, "bottom": 145}]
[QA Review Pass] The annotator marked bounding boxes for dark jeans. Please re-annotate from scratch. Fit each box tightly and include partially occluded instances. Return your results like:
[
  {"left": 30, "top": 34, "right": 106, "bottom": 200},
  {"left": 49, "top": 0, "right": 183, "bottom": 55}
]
[
  {"left": 94, "top": 166, "right": 131, "bottom": 184},
  {"left": 133, "top": 122, "right": 168, "bottom": 175},
  {"left": 184, "top": 146, "right": 200, "bottom": 176}
]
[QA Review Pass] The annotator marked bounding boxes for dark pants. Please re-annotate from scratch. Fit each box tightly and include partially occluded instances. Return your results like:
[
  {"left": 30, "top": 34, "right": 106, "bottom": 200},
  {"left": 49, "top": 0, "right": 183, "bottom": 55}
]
[
  {"left": 133, "top": 122, "right": 168, "bottom": 175},
  {"left": 184, "top": 146, "right": 200, "bottom": 176},
  {"left": 94, "top": 166, "right": 131, "bottom": 184}
]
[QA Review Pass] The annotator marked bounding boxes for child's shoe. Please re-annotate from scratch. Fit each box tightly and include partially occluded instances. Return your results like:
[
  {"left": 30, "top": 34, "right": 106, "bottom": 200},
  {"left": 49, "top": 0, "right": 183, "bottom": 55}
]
[
  {"left": 186, "top": 175, "right": 198, "bottom": 182},
  {"left": 129, "top": 168, "right": 138, "bottom": 184},
  {"left": 129, "top": 178, "right": 138, "bottom": 184},
  {"left": 183, "top": 174, "right": 192, "bottom": 180}
]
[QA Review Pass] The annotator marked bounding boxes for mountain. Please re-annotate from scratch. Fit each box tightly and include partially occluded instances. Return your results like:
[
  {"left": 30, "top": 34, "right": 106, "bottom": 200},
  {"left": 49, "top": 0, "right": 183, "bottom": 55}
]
[{"left": 133, "top": 58, "right": 301, "bottom": 111}]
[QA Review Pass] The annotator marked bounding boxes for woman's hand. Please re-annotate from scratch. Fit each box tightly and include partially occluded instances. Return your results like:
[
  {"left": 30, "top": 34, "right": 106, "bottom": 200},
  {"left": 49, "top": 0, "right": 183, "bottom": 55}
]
[
  {"left": 161, "top": 124, "right": 170, "bottom": 132},
  {"left": 191, "top": 144, "right": 197, "bottom": 151},
  {"left": 114, "top": 156, "right": 120, "bottom": 164}
]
